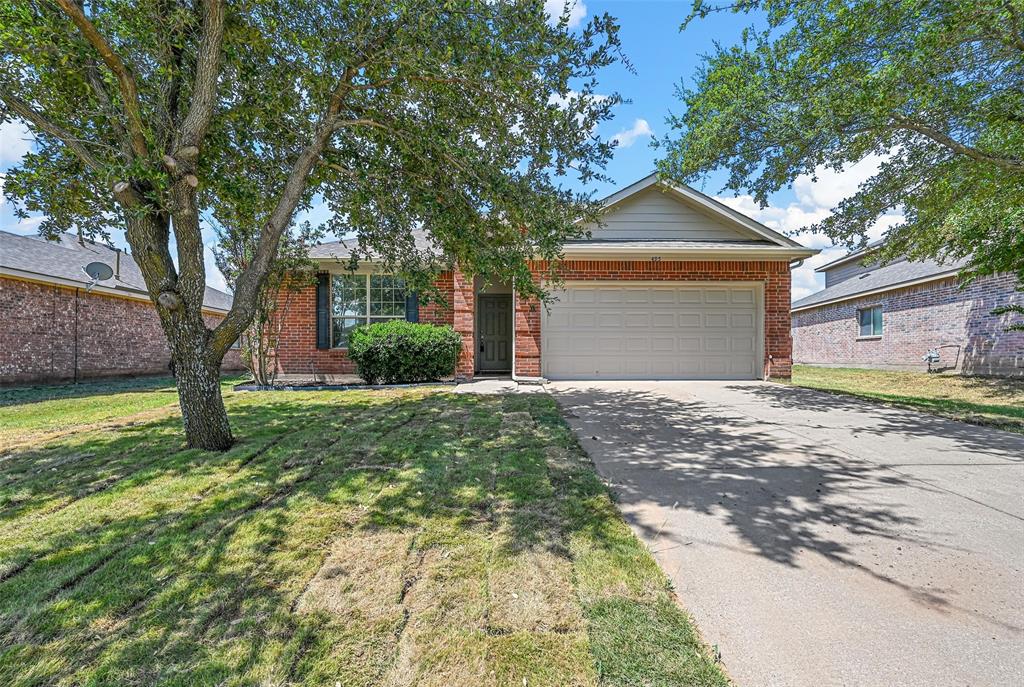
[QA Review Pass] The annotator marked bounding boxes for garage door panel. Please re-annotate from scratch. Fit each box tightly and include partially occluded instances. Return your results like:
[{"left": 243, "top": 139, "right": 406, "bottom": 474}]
[
  {"left": 704, "top": 289, "right": 729, "bottom": 304},
  {"left": 678, "top": 337, "right": 701, "bottom": 353},
  {"left": 731, "top": 313, "right": 755, "bottom": 328},
  {"left": 704, "top": 336, "right": 729, "bottom": 353},
  {"left": 651, "top": 336, "right": 675, "bottom": 353},
  {"left": 731, "top": 288, "right": 755, "bottom": 304},
  {"left": 679, "top": 313, "right": 702, "bottom": 328},
  {"left": 732, "top": 337, "right": 755, "bottom": 353},
  {"left": 652, "top": 289, "right": 679, "bottom": 304},
  {"left": 571, "top": 288, "right": 597, "bottom": 304},
  {"left": 542, "top": 283, "right": 760, "bottom": 381},
  {"left": 624, "top": 313, "right": 650, "bottom": 328}
]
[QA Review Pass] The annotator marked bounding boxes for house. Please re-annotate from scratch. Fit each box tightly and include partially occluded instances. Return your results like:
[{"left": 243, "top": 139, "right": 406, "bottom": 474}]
[
  {"left": 274, "top": 173, "right": 817, "bottom": 381},
  {"left": 791, "top": 243, "right": 1023, "bottom": 376},
  {"left": 0, "top": 230, "right": 243, "bottom": 385}
]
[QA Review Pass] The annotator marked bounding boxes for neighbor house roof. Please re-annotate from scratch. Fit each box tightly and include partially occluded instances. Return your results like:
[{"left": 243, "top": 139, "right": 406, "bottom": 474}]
[
  {"left": 791, "top": 254, "right": 970, "bottom": 312},
  {"left": 813, "top": 239, "right": 885, "bottom": 273},
  {"left": 0, "top": 230, "right": 234, "bottom": 313}
]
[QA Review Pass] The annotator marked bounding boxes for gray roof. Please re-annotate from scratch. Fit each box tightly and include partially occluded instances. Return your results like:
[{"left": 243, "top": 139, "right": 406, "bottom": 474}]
[
  {"left": 562, "top": 239, "right": 777, "bottom": 250},
  {"left": 814, "top": 239, "right": 884, "bottom": 272},
  {"left": 792, "top": 255, "right": 970, "bottom": 311},
  {"left": 0, "top": 230, "right": 234, "bottom": 312},
  {"left": 309, "top": 228, "right": 437, "bottom": 261}
]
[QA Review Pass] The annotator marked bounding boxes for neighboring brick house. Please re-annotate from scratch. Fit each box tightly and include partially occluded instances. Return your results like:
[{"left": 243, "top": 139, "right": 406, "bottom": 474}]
[
  {"left": 0, "top": 231, "right": 243, "bottom": 385},
  {"left": 274, "top": 173, "right": 816, "bottom": 381},
  {"left": 791, "top": 244, "right": 1023, "bottom": 376}
]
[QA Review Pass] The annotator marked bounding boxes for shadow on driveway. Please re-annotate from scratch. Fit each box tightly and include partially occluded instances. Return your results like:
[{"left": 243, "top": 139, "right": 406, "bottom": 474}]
[{"left": 548, "top": 381, "right": 1024, "bottom": 687}]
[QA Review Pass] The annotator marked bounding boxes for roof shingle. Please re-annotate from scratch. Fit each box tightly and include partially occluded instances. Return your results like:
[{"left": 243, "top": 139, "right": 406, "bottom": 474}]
[
  {"left": 792, "top": 255, "right": 970, "bottom": 310},
  {"left": 0, "top": 230, "right": 234, "bottom": 312}
]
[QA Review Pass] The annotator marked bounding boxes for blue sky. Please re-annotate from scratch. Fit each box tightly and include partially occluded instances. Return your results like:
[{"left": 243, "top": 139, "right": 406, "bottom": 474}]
[{"left": 0, "top": 0, "right": 900, "bottom": 300}]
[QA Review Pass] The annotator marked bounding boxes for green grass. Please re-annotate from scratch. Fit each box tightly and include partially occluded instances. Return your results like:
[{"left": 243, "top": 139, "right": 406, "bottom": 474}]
[
  {"left": 791, "top": 365, "right": 1024, "bottom": 433},
  {"left": 0, "top": 381, "right": 727, "bottom": 686}
]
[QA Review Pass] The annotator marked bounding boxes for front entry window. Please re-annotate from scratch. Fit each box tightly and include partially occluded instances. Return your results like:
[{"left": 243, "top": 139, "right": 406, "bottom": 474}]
[{"left": 331, "top": 274, "right": 406, "bottom": 347}]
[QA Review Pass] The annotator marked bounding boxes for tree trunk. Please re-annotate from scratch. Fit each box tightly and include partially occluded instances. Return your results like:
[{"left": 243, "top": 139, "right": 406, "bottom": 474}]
[{"left": 174, "top": 348, "right": 233, "bottom": 451}]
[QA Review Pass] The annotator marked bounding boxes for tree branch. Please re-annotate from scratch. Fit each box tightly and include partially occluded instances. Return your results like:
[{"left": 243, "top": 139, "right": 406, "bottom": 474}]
[
  {"left": 892, "top": 116, "right": 1024, "bottom": 171},
  {"left": 54, "top": 0, "right": 149, "bottom": 158},
  {"left": 0, "top": 93, "right": 104, "bottom": 172},
  {"left": 176, "top": 0, "right": 226, "bottom": 150},
  {"left": 208, "top": 66, "right": 362, "bottom": 356}
]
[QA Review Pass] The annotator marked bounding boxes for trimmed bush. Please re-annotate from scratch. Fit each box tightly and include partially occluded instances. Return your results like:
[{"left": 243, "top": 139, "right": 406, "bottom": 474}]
[{"left": 347, "top": 320, "right": 463, "bottom": 385}]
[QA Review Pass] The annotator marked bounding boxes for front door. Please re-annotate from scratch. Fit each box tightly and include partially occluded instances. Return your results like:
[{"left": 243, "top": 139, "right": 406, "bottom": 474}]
[{"left": 477, "top": 295, "right": 512, "bottom": 372}]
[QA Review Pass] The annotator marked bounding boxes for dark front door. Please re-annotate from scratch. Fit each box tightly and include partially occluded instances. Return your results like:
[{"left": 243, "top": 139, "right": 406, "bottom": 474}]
[{"left": 478, "top": 295, "right": 512, "bottom": 372}]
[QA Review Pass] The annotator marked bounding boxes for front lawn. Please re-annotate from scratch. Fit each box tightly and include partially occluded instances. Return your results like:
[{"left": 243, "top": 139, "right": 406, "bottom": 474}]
[
  {"left": 791, "top": 365, "right": 1024, "bottom": 433},
  {"left": 0, "top": 382, "right": 727, "bottom": 686}
]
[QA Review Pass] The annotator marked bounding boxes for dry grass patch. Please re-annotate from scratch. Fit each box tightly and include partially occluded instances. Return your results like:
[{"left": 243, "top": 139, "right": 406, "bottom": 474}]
[{"left": 0, "top": 383, "right": 728, "bottom": 686}]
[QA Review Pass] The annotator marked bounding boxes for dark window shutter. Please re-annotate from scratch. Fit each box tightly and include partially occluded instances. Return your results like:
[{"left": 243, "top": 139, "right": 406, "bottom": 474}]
[
  {"left": 405, "top": 292, "right": 419, "bottom": 323},
  {"left": 316, "top": 273, "right": 330, "bottom": 349}
]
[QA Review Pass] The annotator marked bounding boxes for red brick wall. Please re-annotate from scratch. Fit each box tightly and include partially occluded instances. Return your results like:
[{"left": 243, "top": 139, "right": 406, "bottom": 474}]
[
  {"left": 521, "top": 259, "right": 794, "bottom": 379},
  {"left": 0, "top": 276, "right": 242, "bottom": 385},
  {"left": 792, "top": 273, "right": 1024, "bottom": 376},
  {"left": 273, "top": 271, "right": 456, "bottom": 376}
]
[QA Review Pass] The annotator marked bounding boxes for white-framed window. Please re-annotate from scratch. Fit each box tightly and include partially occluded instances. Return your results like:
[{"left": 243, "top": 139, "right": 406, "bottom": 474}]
[
  {"left": 331, "top": 274, "right": 406, "bottom": 348},
  {"left": 857, "top": 305, "right": 883, "bottom": 337}
]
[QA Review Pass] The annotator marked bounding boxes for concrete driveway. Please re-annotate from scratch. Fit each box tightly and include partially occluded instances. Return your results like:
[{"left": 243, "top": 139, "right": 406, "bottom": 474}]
[{"left": 546, "top": 381, "right": 1024, "bottom": 687}]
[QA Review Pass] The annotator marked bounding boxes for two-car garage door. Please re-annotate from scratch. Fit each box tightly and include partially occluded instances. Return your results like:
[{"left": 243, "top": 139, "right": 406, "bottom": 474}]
[{"left": 542, "top": 283, "right": 761, "bottom": 380}]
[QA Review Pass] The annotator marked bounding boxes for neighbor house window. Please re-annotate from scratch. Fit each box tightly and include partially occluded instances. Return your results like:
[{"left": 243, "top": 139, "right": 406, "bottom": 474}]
[
  {"left": 331, "top": 274, "right": 406, "bottom": 347},
  {"left": 858, "top": 306, "right": 883, "bottom": 337}
]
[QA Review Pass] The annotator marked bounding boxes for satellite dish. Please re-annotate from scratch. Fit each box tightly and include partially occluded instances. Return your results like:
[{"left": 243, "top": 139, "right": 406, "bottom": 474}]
[{"left": 84, "top": 262, "right": 114, "bottom": 281}]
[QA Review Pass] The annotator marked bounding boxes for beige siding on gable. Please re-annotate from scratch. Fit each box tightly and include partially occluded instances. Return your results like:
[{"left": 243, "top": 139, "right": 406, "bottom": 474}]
[{"left": 585, "top": 188, "right": 757, "bottom": 241}]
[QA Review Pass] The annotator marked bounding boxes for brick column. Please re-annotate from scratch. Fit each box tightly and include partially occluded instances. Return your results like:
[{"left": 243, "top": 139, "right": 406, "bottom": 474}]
[
  {"left": 764, "top": 265, "right": 793, "bottom": 379},
  {"left": 452, "top": 268, "right": 475, "bottom": 379},
  {"left": 513, "top": 294, "right": 541, "bottom": 378},
  {"left": 514, "top": 269, "right": 542, "bottom": 379}
]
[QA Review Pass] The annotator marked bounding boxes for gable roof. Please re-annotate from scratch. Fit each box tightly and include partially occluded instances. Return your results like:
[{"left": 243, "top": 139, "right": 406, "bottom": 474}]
[
  {"left": 0, "top": 230, "right": 234, "bottom": 313},
  {"left": 791, "top": 254, "right": 970, "bottom": 312},
  {"left": 304, "top": 173, "right": 817, "bottom": 263},
  {"left": 594, "top": 173, "right": 808, "bottom": 249}
]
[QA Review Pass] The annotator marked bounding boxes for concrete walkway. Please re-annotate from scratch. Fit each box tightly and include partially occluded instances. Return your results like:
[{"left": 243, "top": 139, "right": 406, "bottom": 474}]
[{"left": 547, "top": 381, "right": 1024, "bottom": 687}]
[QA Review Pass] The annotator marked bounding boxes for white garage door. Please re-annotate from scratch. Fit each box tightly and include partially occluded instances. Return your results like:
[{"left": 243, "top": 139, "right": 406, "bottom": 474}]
[{"left": 542, "top": 283, "right": 761, "bottom": 380}]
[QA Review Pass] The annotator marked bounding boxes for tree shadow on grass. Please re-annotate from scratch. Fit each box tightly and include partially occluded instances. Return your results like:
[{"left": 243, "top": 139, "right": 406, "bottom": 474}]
[
  {"left": 0, "top": 390, "right": 634, "bottom": 685},
  {"left": 0, "top": 375, "right": 179, "bottom": 407}
]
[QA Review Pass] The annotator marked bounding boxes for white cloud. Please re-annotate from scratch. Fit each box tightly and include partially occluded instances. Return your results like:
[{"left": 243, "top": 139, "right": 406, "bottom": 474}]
[
  {"left": 716, "top": 154, "right": 905, "bottom": 302},
  {"left": 204, "top": 242, "right": 229, "bottom": 292},
  {"left": 792, "top": 154, "right": 887, "bottom": 211},
  {"left": 545, "top": 1, "right": 587, "bottom": 29},
  {"left": 610, "top": 118, "right": 653, "bottom": 149},
  {"left": 0, "top": 120, "right": 33, "bottom": 163}
]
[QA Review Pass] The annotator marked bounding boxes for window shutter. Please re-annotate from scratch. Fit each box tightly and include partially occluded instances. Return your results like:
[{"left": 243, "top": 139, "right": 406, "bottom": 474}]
[
  {"left": 316, "top": 273, "right": 330, "bottom": 349},
  {"left": 405, "top": 292, "right": 420, "bottom": 323}
]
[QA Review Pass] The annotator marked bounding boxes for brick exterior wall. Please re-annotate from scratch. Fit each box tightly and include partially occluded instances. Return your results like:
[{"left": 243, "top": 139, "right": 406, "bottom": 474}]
[
  {"left": 274, "top": 260, "right": 795, "bottom": 381},
  {"left": 0, "top": 276, "right": 242, "bottom": 385},
  {"left": 273, "top": 271, "right": 455, "bottom": 376},
  {"left": 792, "top": 272, "right": 1024, "bottom": 376},
  {"left": 519, "top": 259, "right": 795, "bottom": 379}
]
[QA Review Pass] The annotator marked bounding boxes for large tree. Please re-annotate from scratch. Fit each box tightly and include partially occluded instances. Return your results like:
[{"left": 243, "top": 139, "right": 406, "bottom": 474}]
[
  {"left": 1, "top": 0, "right": 622, "bottom": 449},
  {"left": 660, "top": 1, "right": 1024, "bottom": 283}
]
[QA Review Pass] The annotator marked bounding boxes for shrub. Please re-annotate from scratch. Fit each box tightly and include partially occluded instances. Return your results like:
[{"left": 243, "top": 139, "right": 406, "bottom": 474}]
[{"left": 347, "top": 320, "right": 463, "bottom": 385}]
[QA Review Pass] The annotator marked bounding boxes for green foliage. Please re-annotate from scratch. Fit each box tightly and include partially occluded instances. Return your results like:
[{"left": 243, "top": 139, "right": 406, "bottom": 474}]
[
  {"left": 0, "top": 0, "right": 624, "bottom": 301},
  {"left": 661, "top": 0, "right": 1024, "bottom": 285},
  {"left": 346, "top": 320, "right": 463, "bottom": 384}
]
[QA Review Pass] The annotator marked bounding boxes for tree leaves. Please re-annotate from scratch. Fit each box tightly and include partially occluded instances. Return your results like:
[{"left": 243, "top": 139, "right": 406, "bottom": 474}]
[{"left": 662, "top": 0, "right": 1024, "bottom": 284}]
